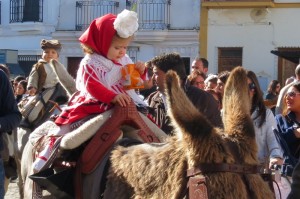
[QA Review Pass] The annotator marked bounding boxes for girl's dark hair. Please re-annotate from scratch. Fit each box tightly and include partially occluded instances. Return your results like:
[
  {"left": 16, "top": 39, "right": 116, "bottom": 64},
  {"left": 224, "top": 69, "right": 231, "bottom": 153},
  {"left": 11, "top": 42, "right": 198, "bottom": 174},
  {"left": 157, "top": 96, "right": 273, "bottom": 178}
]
[
  {"left": 18, "top": 80, "right": 28, "bottom": 92},
  {"left": 14, "top": 75, "right": 26, "bottom": 82},
  {"left": 267, "top": 80, "right": 280, "bottom": 95},
  {"left": 247, "top": 70, "right": 266, "bottom": 128},
  {"left": 217, "top": 70, "right": 230, "bottom": 84}
]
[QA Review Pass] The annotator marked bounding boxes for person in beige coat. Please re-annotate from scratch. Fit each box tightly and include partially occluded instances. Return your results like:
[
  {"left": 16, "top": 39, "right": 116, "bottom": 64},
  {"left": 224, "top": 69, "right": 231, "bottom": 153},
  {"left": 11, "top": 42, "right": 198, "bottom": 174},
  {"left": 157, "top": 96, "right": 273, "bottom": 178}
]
[{"left": 23, "top": 39, "right": 74, "bottom": 126}]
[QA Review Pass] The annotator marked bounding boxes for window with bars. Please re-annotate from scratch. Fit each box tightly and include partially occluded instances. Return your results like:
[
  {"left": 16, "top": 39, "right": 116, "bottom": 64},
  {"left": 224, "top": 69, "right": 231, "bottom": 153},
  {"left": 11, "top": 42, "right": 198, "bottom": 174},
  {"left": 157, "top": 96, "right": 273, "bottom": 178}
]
[
  {"left": 218, "top": 47, "right": 243, "bottom": 72},
  {"left": 75, "top": 1, "right": 119, "bottom": 31},
  {"left": 136, "top": 0, "right": 170, "bottom": 30},
  {"left": 10, "top": 0, "right": 43, "bottom": 23}
]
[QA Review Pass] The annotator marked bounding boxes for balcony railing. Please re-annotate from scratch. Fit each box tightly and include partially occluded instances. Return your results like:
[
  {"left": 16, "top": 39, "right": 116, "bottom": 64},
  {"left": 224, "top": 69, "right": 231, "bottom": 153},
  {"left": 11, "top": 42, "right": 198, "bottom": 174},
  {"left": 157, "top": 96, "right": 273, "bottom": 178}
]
[
  {"left": 75, "top": 0, "right": 170, "bottom": 31},
  {"left": 137, "top": 0, "right": 170, "bottom": 30},
  {"left": 76, "top": 1, "right": 119, "bottom": 31},
  {"left": 10, "top": 0, "right": 43, "bottom": 23}
]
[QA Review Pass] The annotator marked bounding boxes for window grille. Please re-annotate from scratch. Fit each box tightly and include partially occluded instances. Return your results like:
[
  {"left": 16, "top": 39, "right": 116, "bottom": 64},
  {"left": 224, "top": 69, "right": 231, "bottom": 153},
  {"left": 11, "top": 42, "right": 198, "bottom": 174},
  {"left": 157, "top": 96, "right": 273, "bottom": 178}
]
[{"left": 10, "top": 0, "right": 43, "bottom": 23}]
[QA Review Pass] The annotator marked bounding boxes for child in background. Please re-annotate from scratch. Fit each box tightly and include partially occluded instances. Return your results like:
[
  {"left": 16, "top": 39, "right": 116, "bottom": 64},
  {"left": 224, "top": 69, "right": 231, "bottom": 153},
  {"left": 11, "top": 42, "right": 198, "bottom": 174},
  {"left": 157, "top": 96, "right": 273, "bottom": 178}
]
[
  {"left": 22, "top": 39, "right": 69, "bottom": 126},
  {"left": 32, "top": 9, "right": 154, "bottom": 172},
  {"left": 27, "top": 39, "right": 61, "bottom": 96}
]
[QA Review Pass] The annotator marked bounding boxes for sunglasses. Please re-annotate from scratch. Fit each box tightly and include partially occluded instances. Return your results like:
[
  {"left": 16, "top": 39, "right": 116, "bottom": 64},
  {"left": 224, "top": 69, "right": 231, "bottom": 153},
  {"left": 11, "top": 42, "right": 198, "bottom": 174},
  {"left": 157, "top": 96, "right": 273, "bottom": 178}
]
[
  {"left": 286, "top": 91, "right": 300, "bottom": 98},
  {"left": 248, "top": 83, "right": 256, "bottom": 90}
]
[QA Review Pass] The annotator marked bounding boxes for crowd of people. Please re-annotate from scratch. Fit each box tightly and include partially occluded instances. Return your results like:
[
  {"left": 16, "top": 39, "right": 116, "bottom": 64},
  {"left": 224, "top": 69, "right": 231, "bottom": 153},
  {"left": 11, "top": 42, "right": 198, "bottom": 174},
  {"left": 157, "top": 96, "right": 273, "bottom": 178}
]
[{"left": 0, "top": 8, "right": 299, "bottom": 199}]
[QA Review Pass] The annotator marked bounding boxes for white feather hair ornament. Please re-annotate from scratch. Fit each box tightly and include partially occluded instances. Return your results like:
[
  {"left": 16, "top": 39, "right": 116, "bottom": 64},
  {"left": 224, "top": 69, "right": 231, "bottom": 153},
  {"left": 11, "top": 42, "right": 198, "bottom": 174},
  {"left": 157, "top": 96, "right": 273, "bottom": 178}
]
[{"left": 114, "top": 9, "right": 139, "bottom": 38}]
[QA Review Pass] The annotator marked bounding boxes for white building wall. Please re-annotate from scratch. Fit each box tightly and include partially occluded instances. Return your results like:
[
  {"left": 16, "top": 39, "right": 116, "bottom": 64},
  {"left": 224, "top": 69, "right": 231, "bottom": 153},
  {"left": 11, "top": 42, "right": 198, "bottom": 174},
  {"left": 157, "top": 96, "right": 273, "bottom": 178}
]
[
  {"left": 207, "top": 7, "right": 300, "bottom": 90},
  {"left": 0, "top": 0, "right": 200, "bottom": 76}
]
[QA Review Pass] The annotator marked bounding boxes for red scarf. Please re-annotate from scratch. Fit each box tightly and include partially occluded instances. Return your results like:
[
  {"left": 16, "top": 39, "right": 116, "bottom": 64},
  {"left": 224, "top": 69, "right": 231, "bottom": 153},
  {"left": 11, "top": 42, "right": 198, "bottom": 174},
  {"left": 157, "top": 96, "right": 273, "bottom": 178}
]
[{"left": 79, "top": 14, "right": 117, "bottom": 57}]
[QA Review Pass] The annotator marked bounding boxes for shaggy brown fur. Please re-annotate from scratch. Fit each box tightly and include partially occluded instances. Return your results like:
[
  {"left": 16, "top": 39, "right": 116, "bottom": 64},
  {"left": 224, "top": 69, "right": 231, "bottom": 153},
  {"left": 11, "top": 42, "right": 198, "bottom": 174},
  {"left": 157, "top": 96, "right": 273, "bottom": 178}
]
[{"left": 104, "top": 67, "right": 274, "bottom": 199}]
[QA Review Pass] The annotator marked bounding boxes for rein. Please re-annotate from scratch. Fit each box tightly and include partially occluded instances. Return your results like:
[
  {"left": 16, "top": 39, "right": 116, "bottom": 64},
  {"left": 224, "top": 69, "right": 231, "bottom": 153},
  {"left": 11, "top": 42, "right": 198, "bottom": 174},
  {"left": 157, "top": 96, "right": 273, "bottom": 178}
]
[
  {"left": 187, "top": 163, "right": 261, "bottom": 177},
  {"left": 182, "top": 163, "right": 262, "bottom": 199}
]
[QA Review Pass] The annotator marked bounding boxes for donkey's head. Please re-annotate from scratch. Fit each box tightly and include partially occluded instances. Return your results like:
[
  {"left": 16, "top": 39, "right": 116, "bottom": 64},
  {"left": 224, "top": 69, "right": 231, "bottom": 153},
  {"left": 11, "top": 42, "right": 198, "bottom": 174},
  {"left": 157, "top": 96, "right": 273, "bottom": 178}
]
[{"left": 164, "top": 67, "right": 258, "bottom": 167}]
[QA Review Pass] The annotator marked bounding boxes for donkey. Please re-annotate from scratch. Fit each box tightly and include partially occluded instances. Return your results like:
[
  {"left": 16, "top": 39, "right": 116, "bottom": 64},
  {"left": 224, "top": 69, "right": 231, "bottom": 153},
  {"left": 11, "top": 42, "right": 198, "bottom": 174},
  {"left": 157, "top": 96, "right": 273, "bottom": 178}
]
[{"left": 102, "top": 67, "right": 274, "bottom": 199}]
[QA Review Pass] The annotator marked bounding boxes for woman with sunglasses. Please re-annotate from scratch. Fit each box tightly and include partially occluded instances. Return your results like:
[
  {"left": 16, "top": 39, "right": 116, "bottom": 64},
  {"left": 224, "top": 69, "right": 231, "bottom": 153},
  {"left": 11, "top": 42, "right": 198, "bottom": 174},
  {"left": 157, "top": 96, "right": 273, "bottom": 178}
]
[
  {"left": 275, "top": 82, "right": 300, "bottom": 177},
  {"left": 247, "top": 71, "right": 283, "bottom": 170}
]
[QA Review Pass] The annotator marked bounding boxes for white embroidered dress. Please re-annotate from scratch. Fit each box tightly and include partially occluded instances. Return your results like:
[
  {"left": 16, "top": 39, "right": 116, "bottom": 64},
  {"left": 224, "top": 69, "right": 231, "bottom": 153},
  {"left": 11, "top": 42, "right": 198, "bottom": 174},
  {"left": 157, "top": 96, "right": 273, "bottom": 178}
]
[{"left": 55, "top": 53, "right": 146, "bottom": 125}]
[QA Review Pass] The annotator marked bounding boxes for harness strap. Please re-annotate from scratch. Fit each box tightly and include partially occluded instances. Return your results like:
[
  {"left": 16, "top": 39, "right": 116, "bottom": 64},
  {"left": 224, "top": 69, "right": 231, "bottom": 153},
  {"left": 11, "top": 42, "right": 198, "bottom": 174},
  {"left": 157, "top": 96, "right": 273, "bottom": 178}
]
[
  {"left": 187, "top": 163, "right": 262, "bottom": 177},
  {"left": 38, "top": 92, "right": 47, "bottom": 107}
]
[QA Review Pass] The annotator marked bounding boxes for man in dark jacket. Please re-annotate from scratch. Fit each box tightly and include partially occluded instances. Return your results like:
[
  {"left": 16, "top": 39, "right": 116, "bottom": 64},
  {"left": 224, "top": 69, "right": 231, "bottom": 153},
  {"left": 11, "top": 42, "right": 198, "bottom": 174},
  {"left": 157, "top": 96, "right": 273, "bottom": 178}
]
[
  {"left": 146, "top": 53, "right": 222, "bottom": 135},
  {"left": 0, "top": 69, "right": 22, "bottom": 197}
]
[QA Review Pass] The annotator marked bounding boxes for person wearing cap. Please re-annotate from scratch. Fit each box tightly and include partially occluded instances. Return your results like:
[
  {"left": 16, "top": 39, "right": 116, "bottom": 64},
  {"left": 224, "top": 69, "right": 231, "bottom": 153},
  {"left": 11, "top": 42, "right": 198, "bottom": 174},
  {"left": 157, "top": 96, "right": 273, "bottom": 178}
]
[
  {"left": 31, "top": 10, "right": 167, "bottom": 172},
  {"left": 22, "top": 39, "right": 70, "bottom": 126},
  {"left": 27, "top": 39, "right": 62, "bottom": 96}
]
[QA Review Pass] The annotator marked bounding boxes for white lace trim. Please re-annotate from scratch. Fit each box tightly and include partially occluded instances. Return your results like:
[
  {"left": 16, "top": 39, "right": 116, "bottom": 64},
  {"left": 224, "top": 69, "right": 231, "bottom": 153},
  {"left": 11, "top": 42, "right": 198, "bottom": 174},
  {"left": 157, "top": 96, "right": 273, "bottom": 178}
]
[{"left": 76, "top": 53, "right": 146, "bottom": 106}]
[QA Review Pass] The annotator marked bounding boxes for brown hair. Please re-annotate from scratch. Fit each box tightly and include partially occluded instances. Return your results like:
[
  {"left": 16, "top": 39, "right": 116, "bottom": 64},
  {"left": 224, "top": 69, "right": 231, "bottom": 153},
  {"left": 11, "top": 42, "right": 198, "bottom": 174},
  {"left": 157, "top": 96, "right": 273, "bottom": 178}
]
[
  {"left": 247, "top": 70, "right": 266, "bottom": 127},
  {"left": 151, "top": 52, "right": 186, "bottom": 80},
  {"left": 267, "top": 80, "right": 280, "bottom": 95},
  {"left": 187, "top": 70, "right": 206, "bottom": 86}
]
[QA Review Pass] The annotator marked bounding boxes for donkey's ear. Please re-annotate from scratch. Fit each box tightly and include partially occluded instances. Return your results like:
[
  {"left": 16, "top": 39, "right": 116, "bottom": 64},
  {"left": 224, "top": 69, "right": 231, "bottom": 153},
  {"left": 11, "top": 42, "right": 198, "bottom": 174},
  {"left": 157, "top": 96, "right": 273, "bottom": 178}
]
[
  {"left": 165, "top": 71, "right": 213, "bottom": 139},
  {"left": 222, "top": 67, "right": 254, "bottom": 138}
]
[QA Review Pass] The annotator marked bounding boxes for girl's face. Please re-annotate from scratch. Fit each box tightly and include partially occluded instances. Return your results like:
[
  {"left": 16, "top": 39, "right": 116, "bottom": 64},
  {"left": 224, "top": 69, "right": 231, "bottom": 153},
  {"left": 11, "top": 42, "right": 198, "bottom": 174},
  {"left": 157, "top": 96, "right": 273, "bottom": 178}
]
[
  {"left": 107, "top": 37, "right": 131, "bottom": 62},
  {"left": 215, "top": 79, "right": 225, "bottom": 96},
  {"left": 285, "top": 86, "right": 300, "bottom": 112},
  {"left": 205, "top": 81, "right": 217, "bottom": 90},
  {"left": 16, "top": 83, "right": 25, "bottom": 95},
  {"left": 42, "top": 48, "right": 59, "bottom": 62},
  {"left": 276, "top": 83, "right": 281, "bottom": 92}
]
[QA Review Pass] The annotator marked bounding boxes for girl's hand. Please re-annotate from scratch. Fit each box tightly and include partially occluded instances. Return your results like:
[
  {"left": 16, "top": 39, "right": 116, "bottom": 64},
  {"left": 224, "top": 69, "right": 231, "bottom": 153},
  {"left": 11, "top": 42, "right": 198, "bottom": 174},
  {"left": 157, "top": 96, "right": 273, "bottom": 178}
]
[
  {"left": 135, "top": 61, "right": 145, "bottom": 75},
  {"left": 28, "top": 87, "right": 37, "bottom": 96},
  {"left": 111, "top": 93, "right": 131, "bottom": 107}
]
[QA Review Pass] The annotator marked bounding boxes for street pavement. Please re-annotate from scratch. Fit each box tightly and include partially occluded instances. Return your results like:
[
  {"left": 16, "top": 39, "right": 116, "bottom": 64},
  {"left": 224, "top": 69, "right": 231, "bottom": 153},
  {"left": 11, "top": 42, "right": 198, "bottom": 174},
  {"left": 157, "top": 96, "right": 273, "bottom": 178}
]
[{"left": 5, "top": 182, "right": 20, "bottom": 199}]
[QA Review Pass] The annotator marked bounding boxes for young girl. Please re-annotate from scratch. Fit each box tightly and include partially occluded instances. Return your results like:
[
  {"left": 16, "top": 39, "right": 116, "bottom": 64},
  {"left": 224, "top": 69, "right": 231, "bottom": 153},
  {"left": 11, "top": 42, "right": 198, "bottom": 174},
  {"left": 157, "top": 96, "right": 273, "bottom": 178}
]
[
  {"left": 54, "top": 9, "right": 146, "bottom": 126},
  {"left": 32, "top": 10, "right": 161, "bottom": 172}
]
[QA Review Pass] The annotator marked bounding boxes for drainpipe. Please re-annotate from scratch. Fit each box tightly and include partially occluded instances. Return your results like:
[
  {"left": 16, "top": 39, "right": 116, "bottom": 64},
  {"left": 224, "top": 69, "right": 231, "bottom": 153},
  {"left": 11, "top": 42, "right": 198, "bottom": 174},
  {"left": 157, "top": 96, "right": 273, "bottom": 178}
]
[{"left": 200, "top": 6, "right": 208, "bottom": 58}]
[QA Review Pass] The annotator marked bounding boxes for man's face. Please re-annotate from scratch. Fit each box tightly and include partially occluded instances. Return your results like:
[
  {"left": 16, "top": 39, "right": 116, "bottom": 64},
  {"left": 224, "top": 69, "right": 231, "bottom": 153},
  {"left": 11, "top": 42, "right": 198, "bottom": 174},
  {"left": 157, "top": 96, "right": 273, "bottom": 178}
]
[
  {"left": 191, "top": 60, "right": 204, "bottom": 72},
  {"left": 153, "top": 65, "right": 166, "bottom": 93}
]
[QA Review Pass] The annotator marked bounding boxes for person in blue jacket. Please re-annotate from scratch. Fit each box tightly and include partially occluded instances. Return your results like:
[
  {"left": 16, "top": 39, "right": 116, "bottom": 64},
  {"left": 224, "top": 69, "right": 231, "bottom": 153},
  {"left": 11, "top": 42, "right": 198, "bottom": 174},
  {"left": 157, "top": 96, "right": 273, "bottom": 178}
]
[
  {"left": 0, "top": 67, "right": 22, "bottom": 198},
  {"left": 275, "top": 81, "right": 300, "bottom": 176}
]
